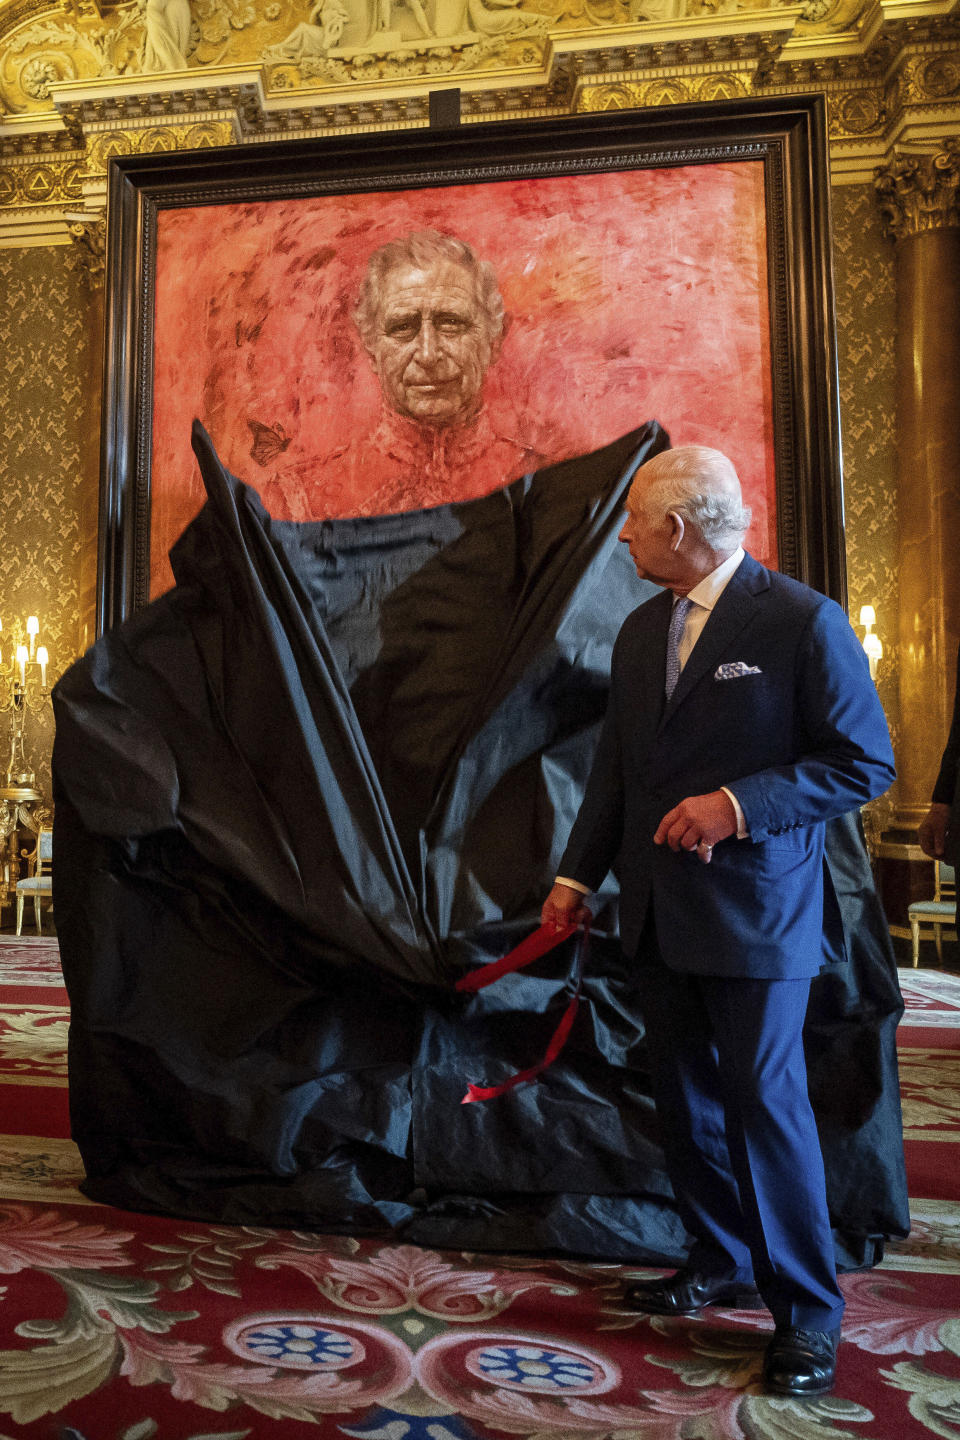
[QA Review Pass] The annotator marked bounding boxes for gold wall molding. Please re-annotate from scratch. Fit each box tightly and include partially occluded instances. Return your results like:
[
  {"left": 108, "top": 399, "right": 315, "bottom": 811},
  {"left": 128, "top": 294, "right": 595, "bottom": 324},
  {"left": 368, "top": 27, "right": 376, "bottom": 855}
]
[
  {"left": 575, "top": 68, "right": 753, "bottom": 106},
  {"left": 875, "top": 135, "right": 960, "bottom": 236},
  {"left": 0, "top": 146, "right": 82, "bottom": 201}
]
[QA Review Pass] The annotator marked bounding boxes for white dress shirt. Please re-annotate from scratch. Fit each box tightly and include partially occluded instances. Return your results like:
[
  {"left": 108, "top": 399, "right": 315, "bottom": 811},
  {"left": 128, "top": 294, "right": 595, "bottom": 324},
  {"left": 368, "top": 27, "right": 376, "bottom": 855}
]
[{"left": 557, "top": 548, "right": 748, "bottom": 895}]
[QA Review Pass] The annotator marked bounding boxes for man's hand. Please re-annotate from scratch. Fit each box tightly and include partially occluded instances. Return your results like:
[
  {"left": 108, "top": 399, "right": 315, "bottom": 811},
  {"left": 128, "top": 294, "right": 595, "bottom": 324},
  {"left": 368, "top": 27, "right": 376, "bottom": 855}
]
[
  {"left": 919, "top": 802, "right": 951, "bottom": 859},
  {"left": 654, "top": 790, "right": 738, "bottom": 864},
  {"left": 541, "top": 882, "right": 592, "bottom": 931}
]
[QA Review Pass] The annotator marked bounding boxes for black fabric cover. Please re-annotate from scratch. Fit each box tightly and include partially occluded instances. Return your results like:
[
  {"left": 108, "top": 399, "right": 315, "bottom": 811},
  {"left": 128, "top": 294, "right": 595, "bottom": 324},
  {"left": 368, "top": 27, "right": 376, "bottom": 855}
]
[{"left": 52, "top": 420, "right": 909, "bottom": 1265}]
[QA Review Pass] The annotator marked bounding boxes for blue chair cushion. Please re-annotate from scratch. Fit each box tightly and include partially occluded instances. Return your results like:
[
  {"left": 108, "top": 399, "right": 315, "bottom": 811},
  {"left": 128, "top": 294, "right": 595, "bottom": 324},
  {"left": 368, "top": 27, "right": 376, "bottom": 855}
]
[{"left": 907, "top": 901, "right": 956, "bottom": 918}]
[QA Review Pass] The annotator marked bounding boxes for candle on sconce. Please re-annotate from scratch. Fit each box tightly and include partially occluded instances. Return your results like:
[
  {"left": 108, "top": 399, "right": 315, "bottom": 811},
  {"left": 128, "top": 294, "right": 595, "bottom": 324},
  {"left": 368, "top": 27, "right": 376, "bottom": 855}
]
[
  {"left": 16, "top": 644, "right": 27, "bottom": 688},
  {"left": 858, "top": 604, "right": 882, "bottom": 681},
  {"left": 37, "top": 646, "right": 48, "bottom": 690},
  {"left": 26, "top": 615, "right": 39, "bottom": 660}
]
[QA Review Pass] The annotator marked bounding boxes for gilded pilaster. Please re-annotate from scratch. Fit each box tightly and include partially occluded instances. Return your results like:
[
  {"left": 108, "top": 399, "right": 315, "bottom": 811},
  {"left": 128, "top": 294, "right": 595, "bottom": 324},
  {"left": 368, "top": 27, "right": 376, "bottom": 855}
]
[{"left": 876, "top": 139, "right": 960, "bottom": 827}]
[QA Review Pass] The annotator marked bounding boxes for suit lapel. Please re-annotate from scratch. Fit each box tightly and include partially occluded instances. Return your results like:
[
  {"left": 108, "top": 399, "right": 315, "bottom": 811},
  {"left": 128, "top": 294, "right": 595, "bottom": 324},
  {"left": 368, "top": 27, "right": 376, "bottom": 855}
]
[{"left": 658, "top": 556, "right": 769, "bottom": 731}]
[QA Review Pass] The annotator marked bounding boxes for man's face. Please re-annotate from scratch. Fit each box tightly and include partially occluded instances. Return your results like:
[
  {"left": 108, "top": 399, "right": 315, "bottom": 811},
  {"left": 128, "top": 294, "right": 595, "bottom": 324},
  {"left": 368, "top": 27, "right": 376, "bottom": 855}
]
[
  {"left": 619, "top": 499, "right": 687, "bottom": 591},
  {"left": 367, "top": 259, "right": 497, "bottom": 427}
]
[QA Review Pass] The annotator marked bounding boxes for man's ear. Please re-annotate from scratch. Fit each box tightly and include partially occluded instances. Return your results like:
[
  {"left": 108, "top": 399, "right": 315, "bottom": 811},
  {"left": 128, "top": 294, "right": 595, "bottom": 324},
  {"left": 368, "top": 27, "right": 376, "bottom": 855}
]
[{"left": 667, "top": 510, "right": 685, "bottom": 552}]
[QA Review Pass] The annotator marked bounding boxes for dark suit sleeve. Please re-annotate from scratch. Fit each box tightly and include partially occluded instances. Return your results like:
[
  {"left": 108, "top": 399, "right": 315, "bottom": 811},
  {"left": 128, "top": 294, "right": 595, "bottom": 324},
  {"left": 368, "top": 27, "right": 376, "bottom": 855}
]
[
  {"left": 729, "top": 598, "right": 895, "bottom": 842},
  {"left": 556, "top": 645, "right": 626, "bottom": 893},
  {"left": 932, "top": 640, "right": 960, "bottom": 804}
]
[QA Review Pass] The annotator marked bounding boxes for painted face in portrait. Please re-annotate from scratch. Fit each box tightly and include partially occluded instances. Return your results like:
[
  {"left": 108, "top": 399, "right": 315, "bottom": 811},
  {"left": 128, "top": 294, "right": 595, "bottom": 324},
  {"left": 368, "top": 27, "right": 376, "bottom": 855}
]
[{"left": 366, "top": 259, "right": 500, "bottom": 428}]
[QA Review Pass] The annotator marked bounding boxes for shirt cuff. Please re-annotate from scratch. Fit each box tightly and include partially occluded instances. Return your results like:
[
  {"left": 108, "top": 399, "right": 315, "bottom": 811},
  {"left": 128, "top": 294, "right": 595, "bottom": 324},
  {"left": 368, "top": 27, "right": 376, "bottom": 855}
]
[
  {"left": 555, "top": 875, "right": 591, "bottom": 895},
  {"left": 721, "top": 787, "right": 749, "bottom": 839}
]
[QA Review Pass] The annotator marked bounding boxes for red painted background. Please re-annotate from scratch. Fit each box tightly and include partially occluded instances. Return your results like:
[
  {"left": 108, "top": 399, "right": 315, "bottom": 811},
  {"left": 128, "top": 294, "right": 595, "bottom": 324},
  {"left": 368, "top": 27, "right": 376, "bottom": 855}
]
[{"left": 151, "top": 160, "right": 775, "bottom": 596}]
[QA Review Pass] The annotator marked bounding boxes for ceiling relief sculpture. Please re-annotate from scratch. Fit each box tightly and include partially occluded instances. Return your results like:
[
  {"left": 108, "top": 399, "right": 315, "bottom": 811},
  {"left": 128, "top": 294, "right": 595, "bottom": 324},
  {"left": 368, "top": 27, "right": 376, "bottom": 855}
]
[{"left": 0, "top": 0, "right": 883, "bottom": 113}]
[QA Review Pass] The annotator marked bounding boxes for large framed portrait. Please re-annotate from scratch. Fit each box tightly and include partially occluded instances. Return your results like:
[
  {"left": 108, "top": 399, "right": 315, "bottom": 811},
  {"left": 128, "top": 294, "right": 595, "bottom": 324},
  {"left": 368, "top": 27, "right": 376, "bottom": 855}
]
[{"left": 99, "top": 97, "right": 842, "bottom": 630}]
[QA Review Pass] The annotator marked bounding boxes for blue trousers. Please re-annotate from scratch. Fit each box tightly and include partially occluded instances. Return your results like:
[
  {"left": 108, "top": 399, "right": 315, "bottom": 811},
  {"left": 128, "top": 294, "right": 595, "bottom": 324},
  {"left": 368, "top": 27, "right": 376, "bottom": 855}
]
[{"left": 637, "top": 942, "right": 845, "bottom": 1331}]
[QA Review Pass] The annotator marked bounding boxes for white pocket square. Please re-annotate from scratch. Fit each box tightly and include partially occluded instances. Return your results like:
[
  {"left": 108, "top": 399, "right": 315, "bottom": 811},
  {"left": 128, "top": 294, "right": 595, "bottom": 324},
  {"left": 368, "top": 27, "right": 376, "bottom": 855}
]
[{"left": 715, "top": 661, "right": 762, "bottom": 680}]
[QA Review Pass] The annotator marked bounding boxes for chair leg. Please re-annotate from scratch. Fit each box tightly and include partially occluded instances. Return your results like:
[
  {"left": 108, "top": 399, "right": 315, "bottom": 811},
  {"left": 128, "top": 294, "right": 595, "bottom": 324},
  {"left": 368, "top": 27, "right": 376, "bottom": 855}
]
[
  {"left": 934, "top": 923, "right": 943, "bottom": 964},
  {"left": 16, "top": 893, "right": 24, "bottom": 937},
  {"left": 34, "top": 894, "right": 42, "bottom": 934},
  {"left": 911, "top": 916, "right": 920, "bottom": 967}
]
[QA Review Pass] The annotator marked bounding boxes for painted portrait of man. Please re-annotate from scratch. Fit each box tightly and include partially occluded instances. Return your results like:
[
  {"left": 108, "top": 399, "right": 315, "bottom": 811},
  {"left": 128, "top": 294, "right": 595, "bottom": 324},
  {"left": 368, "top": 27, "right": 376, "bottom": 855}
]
[
  {"left": 149, "top": 161, "right": 776, "bottom": 595},
  {"left": 259, "top": 230, "right": 549, "bottom": 518}
]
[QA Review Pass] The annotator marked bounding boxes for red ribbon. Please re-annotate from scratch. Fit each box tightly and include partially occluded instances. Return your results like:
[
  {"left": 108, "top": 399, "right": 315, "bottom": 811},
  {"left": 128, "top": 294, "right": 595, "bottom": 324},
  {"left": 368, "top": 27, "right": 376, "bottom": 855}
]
[{"left": 456, "top": 920, "right": 588, "bottom": 1104}]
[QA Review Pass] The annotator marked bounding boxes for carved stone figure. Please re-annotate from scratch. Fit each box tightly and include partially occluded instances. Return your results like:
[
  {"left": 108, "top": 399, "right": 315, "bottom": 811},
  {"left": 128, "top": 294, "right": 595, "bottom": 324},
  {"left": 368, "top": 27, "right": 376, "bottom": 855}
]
[
  {"left": 466, "top": 0, "right": 545, "bottom": 33},
  {"left": 264, "top": 0, "right": 541, "bottom": 57},
  {"left": 139, "top": 0, "right": 192, "bottom": 70},
  {"left": 263, "top": 0, "right": 339, "bottom": 61}
]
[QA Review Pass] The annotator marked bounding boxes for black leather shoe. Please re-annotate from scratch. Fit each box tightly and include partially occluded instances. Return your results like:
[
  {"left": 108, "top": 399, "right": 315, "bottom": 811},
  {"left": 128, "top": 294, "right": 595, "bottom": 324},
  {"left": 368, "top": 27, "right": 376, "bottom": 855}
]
[
  {"left": 763, "top": 1326, "right": 839, "bottom": 1396},
  {"left": 623, "top": 1270, "right": 763, "bottom": 1316}
]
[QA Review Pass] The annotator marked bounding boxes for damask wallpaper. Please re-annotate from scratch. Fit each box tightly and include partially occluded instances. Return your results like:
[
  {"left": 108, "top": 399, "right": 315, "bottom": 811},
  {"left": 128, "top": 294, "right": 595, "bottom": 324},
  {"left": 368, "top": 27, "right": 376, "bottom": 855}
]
[
  {"left": 831, "top": 183, "right": 900, "bottom": 759},
  {"left": 0, "top": 243, "right": 97, "bottom": 806},
  {"left": 0, "top": 191, "right": 901, "bottom": 816}
]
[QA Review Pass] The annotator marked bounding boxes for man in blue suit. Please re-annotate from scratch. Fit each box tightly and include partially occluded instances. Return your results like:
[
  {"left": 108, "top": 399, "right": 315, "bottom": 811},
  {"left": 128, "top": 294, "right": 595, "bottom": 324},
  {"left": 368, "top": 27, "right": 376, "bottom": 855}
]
[{"left": 542, "top": 445, "right": 895, "bottom": 1397}]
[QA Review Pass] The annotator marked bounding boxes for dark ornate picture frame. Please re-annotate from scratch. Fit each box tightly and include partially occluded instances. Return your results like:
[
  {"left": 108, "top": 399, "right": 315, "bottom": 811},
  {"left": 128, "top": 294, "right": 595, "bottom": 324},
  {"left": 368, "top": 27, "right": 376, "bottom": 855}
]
[{"left": 98, "top": 97, "right": 842, "bottom": 632}]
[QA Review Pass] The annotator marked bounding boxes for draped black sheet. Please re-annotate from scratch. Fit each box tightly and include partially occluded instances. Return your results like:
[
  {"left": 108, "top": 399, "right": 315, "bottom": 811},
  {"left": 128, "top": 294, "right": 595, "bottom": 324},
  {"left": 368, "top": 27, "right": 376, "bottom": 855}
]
[{"left": 52, "top": 420, "right": 908, "bottom": 1266}]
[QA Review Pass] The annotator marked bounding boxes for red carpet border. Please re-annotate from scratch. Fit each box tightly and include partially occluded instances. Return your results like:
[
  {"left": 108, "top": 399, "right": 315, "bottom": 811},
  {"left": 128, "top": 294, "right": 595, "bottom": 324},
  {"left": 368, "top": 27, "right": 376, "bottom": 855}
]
[{"left": 0, "top": 933, "right": 958, "bottom": 1440}]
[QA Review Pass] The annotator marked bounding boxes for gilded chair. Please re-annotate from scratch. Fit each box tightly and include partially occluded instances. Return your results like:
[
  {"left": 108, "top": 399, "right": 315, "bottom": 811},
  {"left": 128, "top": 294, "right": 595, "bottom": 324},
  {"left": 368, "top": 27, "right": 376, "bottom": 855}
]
[
  {"left": 908, "top": 861, "right": 956, "bottom": 967},
  {"left": 16, "top": 826, "right": 53, "bottom": 936}
]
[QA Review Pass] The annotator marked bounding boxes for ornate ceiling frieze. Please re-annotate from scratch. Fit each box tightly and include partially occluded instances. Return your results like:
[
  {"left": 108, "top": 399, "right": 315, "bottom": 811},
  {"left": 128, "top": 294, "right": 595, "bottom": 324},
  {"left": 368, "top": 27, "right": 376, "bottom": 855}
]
[{"left": 0, "top": 0, "right": 957, "bottom": 238}]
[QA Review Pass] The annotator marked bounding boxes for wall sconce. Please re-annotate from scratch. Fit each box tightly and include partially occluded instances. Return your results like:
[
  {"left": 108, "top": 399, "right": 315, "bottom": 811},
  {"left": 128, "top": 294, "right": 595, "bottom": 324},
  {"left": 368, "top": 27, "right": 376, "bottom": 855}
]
[
  {"left": 859, "top": 605, "right": 883, "bottom": 681},
  {"left": 0, "top": 613, "right": 54, "bottom": 791}
]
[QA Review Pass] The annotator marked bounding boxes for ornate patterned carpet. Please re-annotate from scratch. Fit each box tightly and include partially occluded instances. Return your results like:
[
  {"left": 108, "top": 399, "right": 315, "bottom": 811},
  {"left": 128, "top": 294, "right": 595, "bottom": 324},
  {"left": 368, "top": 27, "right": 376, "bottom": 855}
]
[{"left": 0, "top": 933, "right": 958, "bottom": 1440}]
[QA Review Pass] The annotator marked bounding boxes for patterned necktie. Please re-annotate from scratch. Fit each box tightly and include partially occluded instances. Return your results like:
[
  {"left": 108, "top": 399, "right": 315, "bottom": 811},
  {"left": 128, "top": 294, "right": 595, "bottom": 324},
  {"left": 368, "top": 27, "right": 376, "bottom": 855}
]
[{"left": 665, "top": 596, "right": 692, "bottom": 700}]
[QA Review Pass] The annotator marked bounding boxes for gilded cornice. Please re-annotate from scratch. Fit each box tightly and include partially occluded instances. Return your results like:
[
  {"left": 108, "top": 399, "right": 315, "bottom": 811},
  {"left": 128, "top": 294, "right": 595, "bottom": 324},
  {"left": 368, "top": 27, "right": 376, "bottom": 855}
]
[
  {"left": 0, "top": 0, "right": 957, "bottom": 232},
  {"left": 875, "top": 134, "right": 960, "bottom": 235}
]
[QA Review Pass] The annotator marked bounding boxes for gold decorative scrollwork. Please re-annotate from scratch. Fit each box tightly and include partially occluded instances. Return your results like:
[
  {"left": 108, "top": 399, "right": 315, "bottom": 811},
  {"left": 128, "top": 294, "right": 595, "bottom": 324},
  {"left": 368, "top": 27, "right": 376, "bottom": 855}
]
[
  {"left": 136, "top": 124, "right": 178, "bottom": 151},
  {"left": 66, "top": 214, "right": 105, "bottom": 282},
  {"left": 0, "top": 155, "right": 85, "bottom": 205},
  {"left": 182, "top": 119, "right": 234, "bottom": 146},
  {"left": 921, "top": 54, "right": 960, "bottom": 100},
  {"left": 61, "top": 159, "right": 84, "bottom": 197},
  {"left": 888, "top": 49, "right": 960, "bottom": 112},
  {"left": 577, "top": 69, "right": 749, "bottom": 111},
  {"left": 577, "top": 75, "right": 708, "bottom": 110},
  {"left": 86, "top": 129, "right": 135, "bottom": 172},
  {"left": 876, "top": 140, "right": 960, "bottom": 242},
  {"left": 694, "top": 72, "right": 747, "bottom": 102},
  {"left": 575, "top": 80, "right": 643, "bottom": 110},
  {"left": 831, "top": 87, "right": 883, "bottom": 137},
  {"left": 640, "top": 76, "right": 689, "bottom": 105},
  {"left": 20, "top": 160, "right": 57, "bottom": 199}
]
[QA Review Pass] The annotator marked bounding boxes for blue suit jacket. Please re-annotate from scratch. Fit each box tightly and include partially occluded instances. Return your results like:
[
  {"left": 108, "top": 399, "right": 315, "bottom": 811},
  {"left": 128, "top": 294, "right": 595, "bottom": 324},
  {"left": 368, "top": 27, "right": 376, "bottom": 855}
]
[{"left": 558, "top": 553, "right": 896, "bottom": 978}]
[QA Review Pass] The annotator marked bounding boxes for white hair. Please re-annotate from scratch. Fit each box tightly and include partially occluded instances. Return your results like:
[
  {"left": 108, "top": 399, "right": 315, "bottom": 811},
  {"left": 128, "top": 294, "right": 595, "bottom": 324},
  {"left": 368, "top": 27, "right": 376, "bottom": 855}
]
[{"left": 634, "top": 446, "right": 752, "bottom": 550}]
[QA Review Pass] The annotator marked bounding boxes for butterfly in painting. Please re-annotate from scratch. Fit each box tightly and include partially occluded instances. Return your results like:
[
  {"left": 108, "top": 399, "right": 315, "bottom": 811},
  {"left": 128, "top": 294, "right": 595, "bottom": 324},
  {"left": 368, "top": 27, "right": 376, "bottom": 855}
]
[{"left": 247, "top": 420, "right": 291, "bottom": 467}]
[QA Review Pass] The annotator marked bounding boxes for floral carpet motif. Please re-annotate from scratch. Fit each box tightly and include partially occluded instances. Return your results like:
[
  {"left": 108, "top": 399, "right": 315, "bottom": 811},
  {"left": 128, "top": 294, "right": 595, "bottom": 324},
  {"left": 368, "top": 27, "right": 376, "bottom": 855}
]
[
  {"left": 899, "top": 969, "right": 960, "bottom": 1029},
  {"left": 0, "top": 935, "right": 63, "bottom": 989},
  {"left": 0, "top": 946, "right": 957, "bottom": 1440}
]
